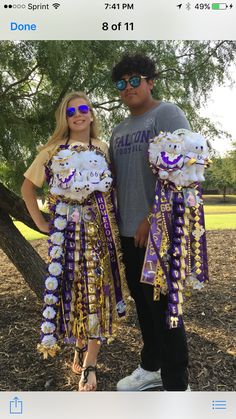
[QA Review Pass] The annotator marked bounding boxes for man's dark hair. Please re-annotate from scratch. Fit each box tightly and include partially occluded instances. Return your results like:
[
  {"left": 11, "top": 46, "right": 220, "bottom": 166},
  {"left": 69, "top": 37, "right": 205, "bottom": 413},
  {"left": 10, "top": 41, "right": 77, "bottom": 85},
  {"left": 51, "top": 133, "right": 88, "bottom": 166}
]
[{"left": 111, "top": 54, "right": 157, "bottom": 82}]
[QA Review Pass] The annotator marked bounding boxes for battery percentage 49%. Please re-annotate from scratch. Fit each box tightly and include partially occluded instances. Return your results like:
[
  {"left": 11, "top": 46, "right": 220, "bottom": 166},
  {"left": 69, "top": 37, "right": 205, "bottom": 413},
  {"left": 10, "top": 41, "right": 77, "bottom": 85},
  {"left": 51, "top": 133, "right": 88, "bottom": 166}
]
[{"left": 195, "top": 3, "right": 211, "bottom": 9}]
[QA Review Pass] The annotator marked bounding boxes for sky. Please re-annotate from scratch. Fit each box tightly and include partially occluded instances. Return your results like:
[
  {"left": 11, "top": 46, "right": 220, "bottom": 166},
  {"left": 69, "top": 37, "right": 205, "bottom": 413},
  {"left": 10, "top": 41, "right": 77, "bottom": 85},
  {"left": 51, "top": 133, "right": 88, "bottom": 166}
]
[{"left": 200, "top": 75, "right": 236, "bottom": 156}]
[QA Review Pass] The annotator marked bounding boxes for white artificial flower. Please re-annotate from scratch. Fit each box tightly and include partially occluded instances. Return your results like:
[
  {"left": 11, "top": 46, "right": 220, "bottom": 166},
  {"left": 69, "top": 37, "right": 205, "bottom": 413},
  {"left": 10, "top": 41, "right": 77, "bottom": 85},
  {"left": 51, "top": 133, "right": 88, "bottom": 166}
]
[
  {"left": 45, "top": 276, "right": 58, "bottom": 291},
  {"left": 41, "top": 321, "right": 56, "bottom": 334},
  {"left": 54, "top": 216, "right": 67, "bottom": 231},
  {"left": 186, "top": 274, "right": 204, "bottom": 290},
  {"left": 49, "top": 246, "right": 63, "bottom": 259},
  {"left": 50, "top": 232, "right": 65, "bottom": 246},
  {"left": 43, "top": 306, "right": 56, "bottom": 320},
  {"left": 116, "top": 300, "right": 126, "bottom": 314},
  {"left": 41, "top": 334, "right": 57, "bottom": 347},
  {"left": 55, "top": 202, "right": 68, "bottom": 215},
  {"left": 44, "top": 294, "right": 58, "bottom": 305},
  {"left": 193, "top": 281, "right": 204, "bottom": 290},
  {"left": 48, "top": 262, "right": 62, "bottom": 276}
]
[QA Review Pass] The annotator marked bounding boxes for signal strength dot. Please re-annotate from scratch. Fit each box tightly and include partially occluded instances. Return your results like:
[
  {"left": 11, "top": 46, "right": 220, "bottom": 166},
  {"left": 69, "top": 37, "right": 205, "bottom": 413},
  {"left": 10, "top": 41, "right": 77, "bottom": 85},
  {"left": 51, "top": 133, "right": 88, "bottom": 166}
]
[{"left": 52, "top": 3, "right": 60, "bottom": 9}]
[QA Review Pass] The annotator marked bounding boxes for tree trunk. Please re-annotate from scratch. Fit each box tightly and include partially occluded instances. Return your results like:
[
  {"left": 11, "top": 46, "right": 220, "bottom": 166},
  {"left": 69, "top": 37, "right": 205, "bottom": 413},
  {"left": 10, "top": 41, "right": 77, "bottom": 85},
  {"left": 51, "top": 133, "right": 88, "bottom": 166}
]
[
  {"left": 223, "top": 186, "right": 227, "bottom": 202},
  {"left": 0, "top": 208, "right": 46, "bottom": 299},
  {"left": 0, "top": 181, "right": 50, "bottom": 231}
]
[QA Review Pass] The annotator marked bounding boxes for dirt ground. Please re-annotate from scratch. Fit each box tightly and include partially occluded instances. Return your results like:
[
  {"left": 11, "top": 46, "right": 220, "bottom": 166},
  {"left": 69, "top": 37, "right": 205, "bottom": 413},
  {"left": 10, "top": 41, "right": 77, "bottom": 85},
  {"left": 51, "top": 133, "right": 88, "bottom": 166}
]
[{"left": 0, "top": 230, "right": 235, "bottom": 392}]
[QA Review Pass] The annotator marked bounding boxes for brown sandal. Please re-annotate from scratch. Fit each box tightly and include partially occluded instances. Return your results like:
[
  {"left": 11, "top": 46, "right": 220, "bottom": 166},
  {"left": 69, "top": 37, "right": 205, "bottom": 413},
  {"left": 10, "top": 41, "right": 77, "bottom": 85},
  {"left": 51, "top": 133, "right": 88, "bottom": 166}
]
[
  {"left": 71, "top": 345, "right": 87, "bottom": 375},
  {"left": 79, "top": 365, "right": 97, "bottom": 391}
]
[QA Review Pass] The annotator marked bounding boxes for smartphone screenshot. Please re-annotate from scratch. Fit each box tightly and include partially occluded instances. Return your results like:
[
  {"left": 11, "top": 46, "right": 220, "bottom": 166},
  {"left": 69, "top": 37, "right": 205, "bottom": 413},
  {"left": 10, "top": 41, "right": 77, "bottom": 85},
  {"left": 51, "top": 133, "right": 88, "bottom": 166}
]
[{"left": 0, "top": 1, "right": 235, "bottom": 418}]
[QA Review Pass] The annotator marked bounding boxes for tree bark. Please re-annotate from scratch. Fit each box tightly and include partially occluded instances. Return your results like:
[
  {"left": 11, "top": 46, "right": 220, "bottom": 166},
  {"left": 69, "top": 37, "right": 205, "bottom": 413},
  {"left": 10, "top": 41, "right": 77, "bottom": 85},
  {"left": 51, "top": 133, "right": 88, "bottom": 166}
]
[
  {"left": 223, "top": 186, "right": 227, "bottom": 202},
  {"left": 0, "top": 208, "right": 46, "bottom": 299},
  {"left": 0, "top": 181, "right": 50, "bottom": 231}
]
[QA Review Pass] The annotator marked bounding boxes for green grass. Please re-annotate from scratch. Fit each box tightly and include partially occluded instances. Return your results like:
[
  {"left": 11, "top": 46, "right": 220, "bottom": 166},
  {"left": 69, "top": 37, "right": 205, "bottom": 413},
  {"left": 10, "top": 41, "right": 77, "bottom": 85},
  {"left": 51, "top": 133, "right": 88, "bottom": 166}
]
[
  {"left": 14, "top": 195, "right": 236, "bottom": 238},
  {"left": 203, "top": 194, "right": 236, "bottom": 205},
  {"left": 14, "top": 221, "right": 47, "bottom": 241},
  {"left": 204, "top": 205, "right": 236, "bottom": 214},
  {"left": 203, "top": 195, "right": 236, "bottom": 228},
  {"left": 205, "top": 213, "right": 236, "bottom": 230}
]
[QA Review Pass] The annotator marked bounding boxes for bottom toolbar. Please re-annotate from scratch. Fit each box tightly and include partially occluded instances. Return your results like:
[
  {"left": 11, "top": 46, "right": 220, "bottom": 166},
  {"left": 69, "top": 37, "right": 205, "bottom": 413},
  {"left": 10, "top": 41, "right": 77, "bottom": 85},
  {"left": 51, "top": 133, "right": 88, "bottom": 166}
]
[{"left": 0, "top": 392, "right": 235, "bottom": 419}]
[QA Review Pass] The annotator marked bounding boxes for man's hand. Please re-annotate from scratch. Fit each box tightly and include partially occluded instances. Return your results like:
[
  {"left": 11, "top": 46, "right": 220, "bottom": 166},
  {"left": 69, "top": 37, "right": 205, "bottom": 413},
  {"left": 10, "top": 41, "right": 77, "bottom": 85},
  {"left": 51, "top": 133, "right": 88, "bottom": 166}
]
[{"left": 134, "top": 218, "right": 150, "bottom": 248}]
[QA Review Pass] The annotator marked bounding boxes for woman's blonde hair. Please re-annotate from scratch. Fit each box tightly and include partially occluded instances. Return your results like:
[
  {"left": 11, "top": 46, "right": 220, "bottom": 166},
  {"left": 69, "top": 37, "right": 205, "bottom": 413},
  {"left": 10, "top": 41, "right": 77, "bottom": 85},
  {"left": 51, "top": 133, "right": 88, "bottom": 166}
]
[{"left": 38, "top": 91, "right": 100, "bottom": 151}]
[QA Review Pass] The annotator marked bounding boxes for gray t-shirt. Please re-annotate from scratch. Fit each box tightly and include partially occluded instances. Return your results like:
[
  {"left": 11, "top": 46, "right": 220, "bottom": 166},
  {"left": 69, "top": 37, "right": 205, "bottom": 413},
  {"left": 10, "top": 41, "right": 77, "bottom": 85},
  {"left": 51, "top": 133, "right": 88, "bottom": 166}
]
[{"left": 109, "top": 101, "right": 191, "bottom": 237}]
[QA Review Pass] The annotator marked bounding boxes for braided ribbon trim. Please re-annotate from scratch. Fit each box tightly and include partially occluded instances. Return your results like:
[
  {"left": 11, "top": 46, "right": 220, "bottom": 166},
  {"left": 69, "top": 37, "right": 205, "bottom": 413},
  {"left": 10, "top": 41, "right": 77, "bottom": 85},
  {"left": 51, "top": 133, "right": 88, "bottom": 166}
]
[
  {"left": 95, "top": 192, "right": 126, "bottom": 318},
  {"left": 141, "top": 181, "right": 208, "bottom": 329}
]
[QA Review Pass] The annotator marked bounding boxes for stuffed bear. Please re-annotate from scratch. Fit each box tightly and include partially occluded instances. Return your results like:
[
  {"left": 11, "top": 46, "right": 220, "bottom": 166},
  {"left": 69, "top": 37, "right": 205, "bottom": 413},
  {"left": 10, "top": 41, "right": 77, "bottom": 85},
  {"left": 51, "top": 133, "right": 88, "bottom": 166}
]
[
  {"left": 149, "top": 132, "right": 164, "bottom": 175},
  {"left": 50, "top": 149, "right": 77, "bottom": 197},
  {"left": 50, "top": 148, "right": 113, "bottom": 200},
  {"left": 182, "top": 132, "right": 209, "bottom": 186},
  {"left": 79, "top": 150, "right": 113, "bottom": 193},
  {"left": 149, "top": 132, "right": 185, "bottom": 186}
]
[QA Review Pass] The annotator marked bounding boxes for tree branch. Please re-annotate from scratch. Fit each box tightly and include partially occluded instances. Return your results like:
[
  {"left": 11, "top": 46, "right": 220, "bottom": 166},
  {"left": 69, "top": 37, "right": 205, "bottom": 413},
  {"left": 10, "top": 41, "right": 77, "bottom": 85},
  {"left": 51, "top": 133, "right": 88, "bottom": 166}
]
[{"left": 1, "top": 64, "right": 39, "bottom": 96}]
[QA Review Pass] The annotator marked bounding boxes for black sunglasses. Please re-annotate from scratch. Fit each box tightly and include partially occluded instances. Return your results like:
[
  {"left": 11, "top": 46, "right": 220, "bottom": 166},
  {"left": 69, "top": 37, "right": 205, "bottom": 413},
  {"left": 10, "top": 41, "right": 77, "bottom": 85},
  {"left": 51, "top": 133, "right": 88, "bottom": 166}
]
[
  {"left": 66, "top": 104, "right": 90, "bottom": 117},
  {"left": 115, "top": 75, "right": 148, "bottom": 91}
]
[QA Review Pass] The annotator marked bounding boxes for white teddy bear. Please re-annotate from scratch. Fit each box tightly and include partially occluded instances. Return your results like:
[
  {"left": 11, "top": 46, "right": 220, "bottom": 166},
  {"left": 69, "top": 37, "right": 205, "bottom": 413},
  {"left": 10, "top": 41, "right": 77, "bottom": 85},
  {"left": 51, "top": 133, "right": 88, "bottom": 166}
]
[
  {"left": 79, "top": 150, "right": 113, "bottom": 193},
  {"left": 149, "top": 129, "right": 211, "bottom": 187},
  {"left": 50, "top": 148, "right": 113, "bottom": 200},
  {"left": 69, "top": 180, "right": 92, "bottom": 201},
  {"left": 50, "top": 149, "right": 77, "bottom": 197},
  {"left": 182, "top": 132, "right": 209, "bottom": 186},
  {"left": 149, "top": 132, "right": 185, "bottom": 186}
]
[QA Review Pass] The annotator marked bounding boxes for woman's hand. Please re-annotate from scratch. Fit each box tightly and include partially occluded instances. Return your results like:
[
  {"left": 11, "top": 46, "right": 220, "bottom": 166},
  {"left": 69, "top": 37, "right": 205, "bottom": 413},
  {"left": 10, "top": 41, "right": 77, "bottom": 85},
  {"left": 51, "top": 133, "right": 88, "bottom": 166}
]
[
  {"left": 134, "top": 218, "right": 150, "bottom": 248},
  {"left": 21, "top": 178, "right": 50, "bottom": 234},
  {"left": 38, "top": 220, "right": 50, "bottom": 234}
]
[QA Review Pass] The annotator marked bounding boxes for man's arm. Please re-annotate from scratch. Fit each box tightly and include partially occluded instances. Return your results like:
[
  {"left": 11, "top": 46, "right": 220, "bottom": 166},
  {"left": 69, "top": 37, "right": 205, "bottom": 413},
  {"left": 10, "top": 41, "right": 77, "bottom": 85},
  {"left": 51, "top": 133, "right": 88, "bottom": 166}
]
[
  {"left": 134, "top": 218, "right": 150, "bottom": 248},
  {"left": 160, "top": 103, "right": 191, "bottom": 132},
  {"left": 135, "top": 103, "right": 190, "bottom": 248}
]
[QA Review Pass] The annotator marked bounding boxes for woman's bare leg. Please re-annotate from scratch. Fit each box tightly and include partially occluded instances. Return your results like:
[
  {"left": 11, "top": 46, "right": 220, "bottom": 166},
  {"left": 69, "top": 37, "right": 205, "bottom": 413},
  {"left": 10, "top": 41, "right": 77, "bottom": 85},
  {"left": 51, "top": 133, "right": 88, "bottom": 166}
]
[
  {"left": 72, "top": 338, "right": 87, "bottom": 374},
  {"left": 79, "top": 339, "right": 101, "bottom": 391}
]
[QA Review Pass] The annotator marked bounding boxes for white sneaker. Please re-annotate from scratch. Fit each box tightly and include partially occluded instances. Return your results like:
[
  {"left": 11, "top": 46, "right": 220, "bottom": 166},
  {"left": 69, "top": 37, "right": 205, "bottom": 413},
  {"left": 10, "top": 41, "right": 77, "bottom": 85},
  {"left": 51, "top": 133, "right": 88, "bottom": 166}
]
[{"left": 117, "top": 366, "right": 163, "bottom": 391}]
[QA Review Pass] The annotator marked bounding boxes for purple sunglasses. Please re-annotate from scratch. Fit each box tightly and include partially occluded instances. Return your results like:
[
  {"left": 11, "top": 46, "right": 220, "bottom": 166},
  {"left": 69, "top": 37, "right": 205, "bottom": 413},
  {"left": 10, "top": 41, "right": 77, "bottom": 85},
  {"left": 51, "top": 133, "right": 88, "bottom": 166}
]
[{"left": 66, "top": 104, "right": 90, "bottom": 117}]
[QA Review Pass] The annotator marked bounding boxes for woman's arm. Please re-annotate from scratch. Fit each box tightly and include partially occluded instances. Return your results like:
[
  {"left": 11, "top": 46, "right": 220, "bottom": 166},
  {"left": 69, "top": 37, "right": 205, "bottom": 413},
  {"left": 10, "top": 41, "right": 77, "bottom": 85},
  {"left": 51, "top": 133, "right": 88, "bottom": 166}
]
[{"left": 21, "top": 178, "right": 49, "bottom": 233}]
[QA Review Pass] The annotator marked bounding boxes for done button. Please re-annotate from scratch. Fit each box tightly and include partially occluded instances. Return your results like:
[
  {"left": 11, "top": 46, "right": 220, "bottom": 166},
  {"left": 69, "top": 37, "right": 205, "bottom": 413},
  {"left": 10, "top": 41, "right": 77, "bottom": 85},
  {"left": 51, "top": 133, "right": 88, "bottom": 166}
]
[{"left": 10, "top": 22, "right": 37, "bottom": 31}]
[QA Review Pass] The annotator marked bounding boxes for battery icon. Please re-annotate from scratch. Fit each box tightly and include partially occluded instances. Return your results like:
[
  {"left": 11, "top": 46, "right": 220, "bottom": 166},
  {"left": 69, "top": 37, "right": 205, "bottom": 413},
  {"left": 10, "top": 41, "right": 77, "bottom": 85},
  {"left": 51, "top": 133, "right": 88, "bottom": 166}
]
[{"left": 212, "top": 3, "right": 228, "bottom": 9}]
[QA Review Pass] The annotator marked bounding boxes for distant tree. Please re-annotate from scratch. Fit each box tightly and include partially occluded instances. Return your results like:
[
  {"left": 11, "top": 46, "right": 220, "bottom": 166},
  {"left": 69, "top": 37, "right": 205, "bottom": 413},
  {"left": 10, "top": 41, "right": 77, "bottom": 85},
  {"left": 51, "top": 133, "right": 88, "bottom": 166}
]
[
  {"left": 227, "top": 142, "right": 236, "bottom": 193},
  {"left": 204, "top": 152, "right": 236, "bottom": 201}
]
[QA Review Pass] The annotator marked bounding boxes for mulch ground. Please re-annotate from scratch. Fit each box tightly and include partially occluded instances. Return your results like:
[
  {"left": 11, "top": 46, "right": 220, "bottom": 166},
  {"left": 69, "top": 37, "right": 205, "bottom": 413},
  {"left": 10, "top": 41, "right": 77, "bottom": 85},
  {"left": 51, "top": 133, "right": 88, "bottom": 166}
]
[{"left": 0, "top": 230, "right": 235, "bottom": 391}]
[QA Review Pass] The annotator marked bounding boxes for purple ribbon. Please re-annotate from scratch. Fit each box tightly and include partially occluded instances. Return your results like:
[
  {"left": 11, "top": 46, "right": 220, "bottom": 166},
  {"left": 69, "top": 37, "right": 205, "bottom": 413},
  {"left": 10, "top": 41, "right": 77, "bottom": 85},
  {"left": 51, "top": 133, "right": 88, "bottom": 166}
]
[
  {"left": 160, "top": 151, "right": 183, "bottom": 167},
  {"left": 141, "top": 182, "right": 172, "bottom": 285},
  {"left": 95, "top": 192, "right": 125, "bottom": 317},
  {"left": 56, "top": 169, "right": 76, "bottom": 185},
  {"left": 141, "top": 182, "right": 162, "bottom": 285},
  {"left": 143, "top": 180, "right": 209, "bottom": 328}
]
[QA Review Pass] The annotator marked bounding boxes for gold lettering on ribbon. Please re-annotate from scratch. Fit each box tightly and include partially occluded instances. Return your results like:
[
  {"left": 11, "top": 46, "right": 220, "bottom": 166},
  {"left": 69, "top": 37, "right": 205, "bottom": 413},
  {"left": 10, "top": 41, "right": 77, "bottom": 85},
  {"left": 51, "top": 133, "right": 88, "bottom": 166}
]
[
  {"left": 160, "top": 203, "right": 172, "bottom": 212},
  {"left": 170, "top": 316, "right": 179, "bottom": 328}
]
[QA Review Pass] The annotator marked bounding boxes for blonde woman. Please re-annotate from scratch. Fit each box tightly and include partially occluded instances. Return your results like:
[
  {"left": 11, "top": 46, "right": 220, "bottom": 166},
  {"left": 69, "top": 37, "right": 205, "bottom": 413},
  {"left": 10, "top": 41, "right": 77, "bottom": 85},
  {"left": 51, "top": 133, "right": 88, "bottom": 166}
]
[{"left": 21, "top": 92, "right": 126, "bottom": 391}]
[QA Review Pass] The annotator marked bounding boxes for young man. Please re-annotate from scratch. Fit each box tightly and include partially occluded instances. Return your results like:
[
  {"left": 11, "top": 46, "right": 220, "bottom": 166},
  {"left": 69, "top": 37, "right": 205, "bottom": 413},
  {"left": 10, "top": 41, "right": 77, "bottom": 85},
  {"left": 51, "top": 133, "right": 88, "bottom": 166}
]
[{"left": 110, "top": 54, "right": 191, "bottom": 391}]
